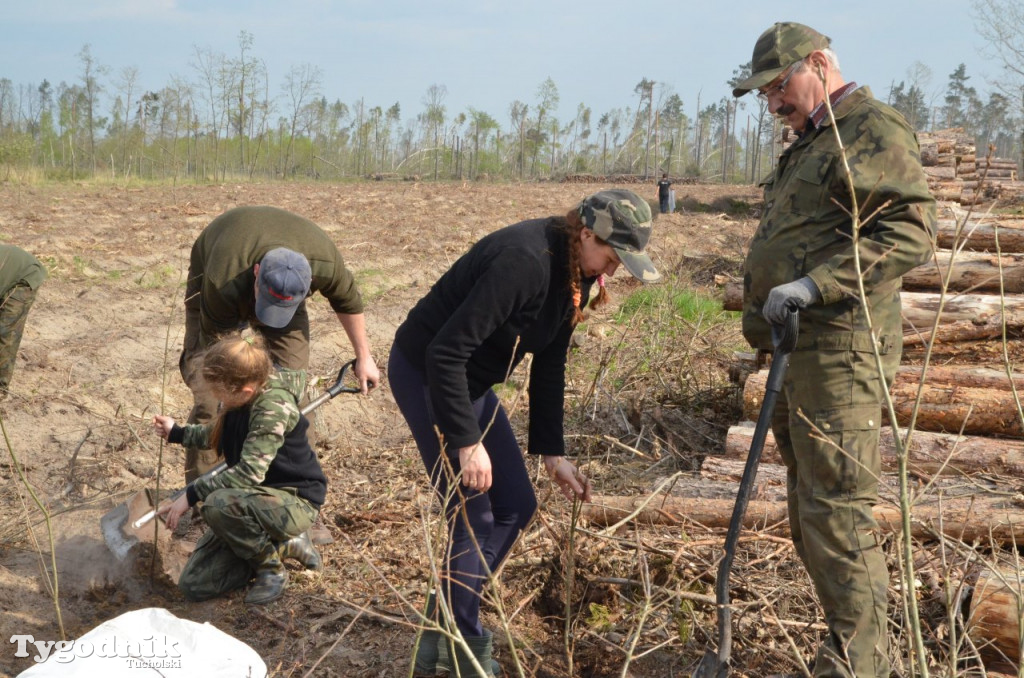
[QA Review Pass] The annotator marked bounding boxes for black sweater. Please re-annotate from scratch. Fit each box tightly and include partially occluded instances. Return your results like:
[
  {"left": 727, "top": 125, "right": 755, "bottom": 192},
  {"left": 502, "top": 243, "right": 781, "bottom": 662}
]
[{"left": 394, "top": 218, "right": 592, "bottom": 455}]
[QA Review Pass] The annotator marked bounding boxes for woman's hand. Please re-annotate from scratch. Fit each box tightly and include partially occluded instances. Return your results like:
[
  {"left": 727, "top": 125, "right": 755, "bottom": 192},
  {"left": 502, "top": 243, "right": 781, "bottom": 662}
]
[
  {"left": 152, "top": 415, "right": 175, "bottom": 440},
  {"left": 458, "top": 443, "right": 492, "bottom": 492},
  {"left": 543, "top": 456, "right": 592, "bottom": 502},
  {"left": 156, "top": 493, "right": 190, "bottom": 532}
]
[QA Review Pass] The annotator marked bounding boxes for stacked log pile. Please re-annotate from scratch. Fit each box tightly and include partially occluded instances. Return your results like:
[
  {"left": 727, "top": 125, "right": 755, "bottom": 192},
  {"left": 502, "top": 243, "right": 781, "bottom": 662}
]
[{"left": 918, "top": 127, "right": 1023, "bottom": 205}]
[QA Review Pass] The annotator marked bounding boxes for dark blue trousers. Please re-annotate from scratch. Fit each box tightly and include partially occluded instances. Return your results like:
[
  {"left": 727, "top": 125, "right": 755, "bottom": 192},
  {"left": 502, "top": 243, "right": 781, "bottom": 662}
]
[{"left": 388, "top": 346, "right": 537, "bottom": 636}]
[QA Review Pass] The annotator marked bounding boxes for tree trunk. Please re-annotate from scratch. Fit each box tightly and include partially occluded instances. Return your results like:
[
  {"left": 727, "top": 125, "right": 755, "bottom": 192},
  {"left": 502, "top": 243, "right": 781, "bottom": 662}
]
[
  {"left": 723, "top": 283, "right": 1024, "bottom": 339},
  {"left": 742, "top": 365, "right": 1024, "bottom": 437},
  {"left": 902, "top": 251, "right": 1024, "bottom": 293},
  {"left": 723, "top": 423, "right": 1024, "bottom": 476},
  {"left": 935, "top": 218, "right": 1024, "bottom": 252},
  {"left": 582, "top": 493, "right": 1024, "bottom": 543},
  {"left": 968, "top": 566, "right": 1024, "bottom": 667}
]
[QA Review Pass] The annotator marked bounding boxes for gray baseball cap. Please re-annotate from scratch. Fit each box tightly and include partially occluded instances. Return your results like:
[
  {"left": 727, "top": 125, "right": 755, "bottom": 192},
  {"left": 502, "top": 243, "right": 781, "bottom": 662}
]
[
  {"left": 254, "top": 248, "right": 312, "bottom": 328},
  {"left": 578, "top": 189, "right": 661, "bottom": 282}
]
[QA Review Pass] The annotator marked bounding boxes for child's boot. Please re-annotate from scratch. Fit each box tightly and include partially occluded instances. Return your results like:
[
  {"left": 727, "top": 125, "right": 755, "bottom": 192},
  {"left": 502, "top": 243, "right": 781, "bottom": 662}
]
[{"left": 245, "top": 544, "right": 288, "bottom": 605}]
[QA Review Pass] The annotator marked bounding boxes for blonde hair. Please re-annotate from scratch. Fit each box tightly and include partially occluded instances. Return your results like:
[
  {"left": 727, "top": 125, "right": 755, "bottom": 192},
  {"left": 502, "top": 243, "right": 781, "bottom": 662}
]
[{"left": 201, "top": 334, "right": 274, "bottom": 451}]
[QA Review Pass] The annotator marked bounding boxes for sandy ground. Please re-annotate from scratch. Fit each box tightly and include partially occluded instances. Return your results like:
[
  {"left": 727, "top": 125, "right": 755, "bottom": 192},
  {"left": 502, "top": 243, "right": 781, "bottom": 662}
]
[{"left": 0, "top": 180, "right": 765, "bottom": 677}]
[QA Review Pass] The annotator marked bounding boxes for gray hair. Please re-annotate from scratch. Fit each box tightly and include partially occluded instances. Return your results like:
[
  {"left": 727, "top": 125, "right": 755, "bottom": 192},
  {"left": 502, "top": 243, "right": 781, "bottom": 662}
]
[{"left": 795, "top": 48, "right": 841, "bottom": 78}]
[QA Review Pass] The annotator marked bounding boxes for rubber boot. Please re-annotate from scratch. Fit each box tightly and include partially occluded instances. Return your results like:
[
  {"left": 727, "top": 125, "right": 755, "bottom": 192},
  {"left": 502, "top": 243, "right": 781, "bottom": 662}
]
[
  {"left": 309, "top": 515, "right": 335, "bottom": 545},
  {"left": 448, "top": 629, "right": 499, "bottom": 677},
  {"left": 278, "top": 532, "right": 323, "bottom": 571},
  {"left": 245, "top": 543, "right": 288, "bottom": 605},
  {"left": 412, "top": 591, "right": 442, "bottom": 677}
]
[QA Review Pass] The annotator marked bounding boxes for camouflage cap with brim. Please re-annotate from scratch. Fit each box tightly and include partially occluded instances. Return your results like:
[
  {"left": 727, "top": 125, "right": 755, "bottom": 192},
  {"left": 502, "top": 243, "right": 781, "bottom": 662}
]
[
  {"left": 732, "top": 22, "right": 831, "bottom": 98},
  {"left": 578, "top": 189, "right": 661, "bottom": 283}
]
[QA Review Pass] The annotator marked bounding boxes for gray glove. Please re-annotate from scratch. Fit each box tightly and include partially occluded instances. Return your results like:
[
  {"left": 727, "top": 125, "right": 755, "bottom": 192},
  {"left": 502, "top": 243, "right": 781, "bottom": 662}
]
[{"left": 762, "top": 277, "right": 820, "bottom": 324}]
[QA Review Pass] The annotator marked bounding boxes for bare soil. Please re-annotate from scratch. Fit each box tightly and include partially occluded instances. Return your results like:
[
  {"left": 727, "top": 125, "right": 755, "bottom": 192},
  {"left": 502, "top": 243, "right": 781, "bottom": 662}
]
[{"left": 0, "top": 179, "right": 849, "bottom": 677}]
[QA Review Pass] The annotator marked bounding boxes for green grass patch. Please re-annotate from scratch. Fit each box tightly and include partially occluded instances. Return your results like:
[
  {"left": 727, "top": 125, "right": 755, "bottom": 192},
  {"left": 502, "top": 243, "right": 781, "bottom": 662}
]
[
  {"left": 136, "top": 264, "right": 176, "bottom": 289},
  {"left": 616, "top": 285, "right": 738, "bottom": 327}
]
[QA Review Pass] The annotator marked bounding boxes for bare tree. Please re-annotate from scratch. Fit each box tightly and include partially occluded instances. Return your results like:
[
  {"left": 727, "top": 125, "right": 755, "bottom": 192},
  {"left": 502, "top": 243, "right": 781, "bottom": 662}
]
[
  {"left": 422, "top": 84, "right": 447, "bottom": 181},
  {"left": 973, "top": 0, "right": 1024, "bottom": 166},
  {"left": 282, "top": 63, "right": 322, "bottom": 175},
  {"left": 77, "top": 44, "right": 107, "bottom": 174},
  {"left": 115, "top": 66, "right": 139, "bottom": 176},
  {"left": 508, "top": 100, "right": 528, "bottom": 179}
]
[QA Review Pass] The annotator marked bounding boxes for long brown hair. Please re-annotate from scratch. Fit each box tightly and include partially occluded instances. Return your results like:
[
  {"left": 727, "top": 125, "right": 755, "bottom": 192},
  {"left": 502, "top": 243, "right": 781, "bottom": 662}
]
[
  {"left": 200, "top": 334, "right": 274, "bottom": 452},
  {"left": 562, "top": 209, "right": 610, "bottom": 326}
]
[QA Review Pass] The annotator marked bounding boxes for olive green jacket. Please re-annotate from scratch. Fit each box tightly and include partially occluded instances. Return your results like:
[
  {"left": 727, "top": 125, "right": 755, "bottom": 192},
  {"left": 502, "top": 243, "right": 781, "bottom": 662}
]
[
  {"left": 0, "top": 245, "right": 47, "bottom": 294},
  {"left": 186, "top": 206, "right": 363, "bottom": 337},
  {"left": 743, "top": 87, "right": 936, "bottom": 351}
]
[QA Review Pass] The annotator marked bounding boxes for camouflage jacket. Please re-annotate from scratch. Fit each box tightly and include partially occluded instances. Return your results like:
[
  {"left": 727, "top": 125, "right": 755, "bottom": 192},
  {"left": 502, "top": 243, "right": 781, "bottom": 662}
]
[
  {"left": 179, "top": 369, "right": 307, "bottom": 503},
  {"left": 742, "top": 86, "right": 936, "bottom": 351}
]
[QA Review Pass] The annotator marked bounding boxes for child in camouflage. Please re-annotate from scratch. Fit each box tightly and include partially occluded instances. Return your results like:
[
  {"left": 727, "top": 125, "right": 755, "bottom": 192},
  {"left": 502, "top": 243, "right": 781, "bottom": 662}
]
[{"left": 154, "top": 334, "right": 328, "bottom": 605}]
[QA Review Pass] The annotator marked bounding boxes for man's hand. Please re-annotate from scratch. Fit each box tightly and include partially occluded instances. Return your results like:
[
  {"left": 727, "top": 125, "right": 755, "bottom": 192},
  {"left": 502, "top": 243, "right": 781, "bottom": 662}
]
[
  {"left": 543, "top": 456, "right": 592, "bottom": 502},
  {"left": 763, "top": 277, "right": 820, "bottom": 324},
  {"left": 353, "top": 356, "right": 380, "bottom": 394},
  {"left": 458, "top": 443, "right": 493, "bottom": 492}
]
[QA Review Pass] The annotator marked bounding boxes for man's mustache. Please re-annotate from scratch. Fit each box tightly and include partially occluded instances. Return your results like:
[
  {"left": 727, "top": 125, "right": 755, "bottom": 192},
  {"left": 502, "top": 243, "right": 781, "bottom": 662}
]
[{"left": 775, "top": 104, "right": 796, "bottom": 117}]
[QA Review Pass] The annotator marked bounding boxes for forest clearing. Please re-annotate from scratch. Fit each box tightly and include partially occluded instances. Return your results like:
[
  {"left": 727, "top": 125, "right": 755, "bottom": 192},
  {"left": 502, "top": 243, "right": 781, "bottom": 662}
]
[{"left": 1, "top": 179, "right": 1023, "bottom": 677}]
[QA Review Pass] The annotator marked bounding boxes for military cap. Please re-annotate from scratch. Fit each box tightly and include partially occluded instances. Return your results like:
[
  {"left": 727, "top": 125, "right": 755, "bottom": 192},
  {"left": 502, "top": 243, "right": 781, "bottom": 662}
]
[
  {"left": 732, "top": 22, "right": 831, "bottom": 97},
  {"left": 577, "top": 189, "right": 661, "bottom": 282}
]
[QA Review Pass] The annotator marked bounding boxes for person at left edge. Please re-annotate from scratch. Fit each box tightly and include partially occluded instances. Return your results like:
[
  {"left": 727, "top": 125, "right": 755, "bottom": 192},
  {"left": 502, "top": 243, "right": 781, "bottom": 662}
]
[
  {"left": 390, "top": 188, "right": 661, "bottom": 677},
  {"left": 0, "top": 245, "right": 47, "bottom": 399}
]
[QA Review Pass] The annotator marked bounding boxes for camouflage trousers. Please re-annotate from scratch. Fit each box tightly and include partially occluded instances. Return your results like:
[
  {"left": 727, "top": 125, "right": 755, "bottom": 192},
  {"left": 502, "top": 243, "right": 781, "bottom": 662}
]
[
  {"left": 177, "top": 486, "right": 318, "bottom": 602},
  {"left": 0, "top": 283, "right": 37, "bottom": 397},
  {"left": 772, "top": 341, "right": 900, "bottom": 678},
  {"left": 178, "top": 303, "right": 311, "bottom": 482}
]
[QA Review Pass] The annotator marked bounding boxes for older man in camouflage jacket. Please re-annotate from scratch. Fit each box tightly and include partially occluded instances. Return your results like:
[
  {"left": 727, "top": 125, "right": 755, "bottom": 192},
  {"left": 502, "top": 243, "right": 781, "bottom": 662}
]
[{"left": 732, "top": 22, "right": 936, "bottom": 678}]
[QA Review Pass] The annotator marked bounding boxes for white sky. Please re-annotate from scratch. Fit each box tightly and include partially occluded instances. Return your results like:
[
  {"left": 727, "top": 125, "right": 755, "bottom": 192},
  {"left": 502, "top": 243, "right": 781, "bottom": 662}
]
[{"left": 3, "top": 0, "right": 998, "bottom": 130}]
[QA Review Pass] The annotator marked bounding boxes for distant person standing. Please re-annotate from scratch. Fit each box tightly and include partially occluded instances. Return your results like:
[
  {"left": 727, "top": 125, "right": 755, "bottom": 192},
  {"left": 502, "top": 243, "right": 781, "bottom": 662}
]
[
  {"left": 656, "top": 173, "right": 673, "bottom": 214},
  {"left": 0, "top": 245, "right": 47, "bottom": 399},
  {"left": 181, "top": 206, "right": 380, "bottom": 543}
]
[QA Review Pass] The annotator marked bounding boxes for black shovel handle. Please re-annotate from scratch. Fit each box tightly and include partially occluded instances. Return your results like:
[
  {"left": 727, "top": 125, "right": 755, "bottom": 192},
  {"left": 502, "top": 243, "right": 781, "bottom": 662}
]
[
  {"left": 710, "top": 308, "right": 798, "bottom": 672},
  {"left": 301, "top": 359, "right": 361, "bottom": 415}
]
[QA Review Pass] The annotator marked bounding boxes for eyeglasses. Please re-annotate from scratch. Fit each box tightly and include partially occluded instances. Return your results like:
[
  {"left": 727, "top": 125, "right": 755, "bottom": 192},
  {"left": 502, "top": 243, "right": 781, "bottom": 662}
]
[{"left": 756, "top": 60, "right": 802, "bottom": 102}]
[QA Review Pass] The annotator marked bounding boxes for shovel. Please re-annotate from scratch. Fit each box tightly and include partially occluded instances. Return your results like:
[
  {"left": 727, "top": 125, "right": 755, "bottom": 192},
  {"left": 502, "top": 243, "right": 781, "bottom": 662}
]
[
  {"left": 102, "top": 359, "right": 361, "bottom": 560},
  {"left": 694, "top": 309, "right": 798, "bottom": 678}
]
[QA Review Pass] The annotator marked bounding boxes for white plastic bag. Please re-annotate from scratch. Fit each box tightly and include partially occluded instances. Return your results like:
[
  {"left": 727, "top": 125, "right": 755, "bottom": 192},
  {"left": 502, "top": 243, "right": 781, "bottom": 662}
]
[{"left": 16, "top": 607, "right": 266, "bottom": 677}]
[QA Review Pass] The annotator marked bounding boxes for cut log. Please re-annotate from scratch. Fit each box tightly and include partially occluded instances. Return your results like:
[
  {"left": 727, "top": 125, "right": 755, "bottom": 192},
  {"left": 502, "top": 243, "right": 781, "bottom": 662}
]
[
  {"left": 700, "top": 456, "right": 788, "bottom": 487},
  {"left": 724, "top": 424, "right": 1024, "bottom": 476},
  {"left": 582, "top": 493, "right": 1024, "bottom": 544},
  {"left": 889, "top": 380, "right": 1024, "bottom": 437},
  {"left": 901, "top": 318, "right": 1004, "bottom": 346},
  {"left": 901, "top": 290, "right": 1024, "bottom": 336},
  {"left": 722, "top": 283, "right": 1024, "bottom": 345},
  {"left": 722, "top": 284, "right": 1024, "bottom": 341},
  {"left": 968, "top": 566, "right": 1024, "bottom": 666},
  {"left": 935, "top": 219, "right": 1024, "bottom": 252},
  {"left": 924, "top": 166, "right": 957, "bottom": 180},
  {"left": 742, "top": 366, "right": 1024, "bottom": 437},
  {"left": 902, "top": 251, "right": 1024, "bottom": 293}
]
